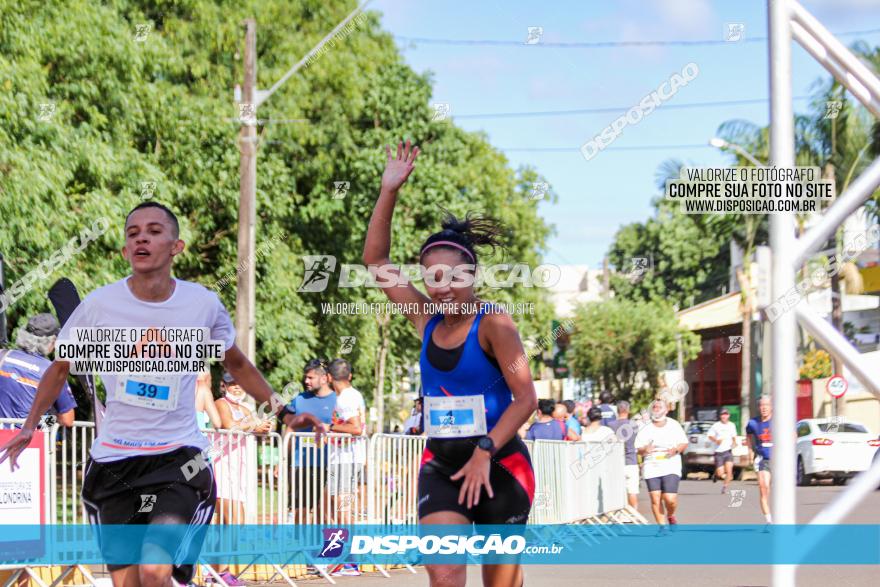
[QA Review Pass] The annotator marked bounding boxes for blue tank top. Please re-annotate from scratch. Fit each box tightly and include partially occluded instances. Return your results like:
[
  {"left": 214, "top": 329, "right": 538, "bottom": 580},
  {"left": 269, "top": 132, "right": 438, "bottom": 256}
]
[{"left": 419, "top": 306, "right": 512, "bottom": 433}]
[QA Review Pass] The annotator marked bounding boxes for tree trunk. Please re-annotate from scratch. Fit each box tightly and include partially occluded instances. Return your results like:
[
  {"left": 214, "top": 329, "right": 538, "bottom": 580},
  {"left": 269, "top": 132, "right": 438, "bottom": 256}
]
[
  {"left": 375, "top": 313, "right": 390, "bottom": 433},
  {"left": 736, "top": 266, "right": 752, "bottom": 432}
]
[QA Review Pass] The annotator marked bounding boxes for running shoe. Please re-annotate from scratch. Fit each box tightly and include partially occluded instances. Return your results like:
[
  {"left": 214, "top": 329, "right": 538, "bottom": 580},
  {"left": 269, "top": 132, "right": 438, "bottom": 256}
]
[
  {"left": 331, "top": 564, "right": 361, "bottom": 577},
  {"left": 655, "top": 525, "right": 670, "bottom": 537},
  {"left": 721, "top": 485, "right": 728, "bottom": 494},
  {"left": 207, "top": 572, "right": 245, "bottom": 586}
]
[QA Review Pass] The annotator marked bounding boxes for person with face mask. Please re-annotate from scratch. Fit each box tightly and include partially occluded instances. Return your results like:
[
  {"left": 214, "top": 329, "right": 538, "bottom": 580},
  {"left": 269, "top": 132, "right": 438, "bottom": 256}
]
[
  {"left": 635, "top": 399, "right": 688, "bottom": 534},
  {"left": 209, "top": 372, "right": 272, "bottom": 585}
]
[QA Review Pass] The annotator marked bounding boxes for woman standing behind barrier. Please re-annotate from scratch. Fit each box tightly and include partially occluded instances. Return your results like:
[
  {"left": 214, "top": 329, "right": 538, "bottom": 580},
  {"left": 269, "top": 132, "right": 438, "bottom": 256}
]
[
  {"left": 213, "top": 372, "right": 270, "bottom": 523},
  {"left": 364, "top": 140, "right": 538, "bottom": 587}
]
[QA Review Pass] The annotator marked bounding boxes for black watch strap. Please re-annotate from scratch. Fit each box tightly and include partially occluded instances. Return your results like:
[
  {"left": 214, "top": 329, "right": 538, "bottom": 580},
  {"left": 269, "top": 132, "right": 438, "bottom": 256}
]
[{"left": 477, "top": 436, "right": 497, "bottom": 455}]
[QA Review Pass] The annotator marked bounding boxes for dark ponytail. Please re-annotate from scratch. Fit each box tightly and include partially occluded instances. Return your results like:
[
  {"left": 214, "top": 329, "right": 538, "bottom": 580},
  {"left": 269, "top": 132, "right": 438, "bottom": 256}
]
[{"left": 419, "top": 210, "right": 506, "bottom": 265}]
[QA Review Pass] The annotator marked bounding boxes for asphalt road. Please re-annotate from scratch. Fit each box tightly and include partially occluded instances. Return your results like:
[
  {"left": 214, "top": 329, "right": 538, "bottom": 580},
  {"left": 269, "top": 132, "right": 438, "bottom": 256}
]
[{"left": 322, "top": 478, "right": 880, "bottom": 587}]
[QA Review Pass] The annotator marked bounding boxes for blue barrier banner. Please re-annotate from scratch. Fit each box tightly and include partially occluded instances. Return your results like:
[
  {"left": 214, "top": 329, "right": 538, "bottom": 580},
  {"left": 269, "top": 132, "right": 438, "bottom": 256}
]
[{"left": 1, "top": 524, "right": 878, "bottom": 566}]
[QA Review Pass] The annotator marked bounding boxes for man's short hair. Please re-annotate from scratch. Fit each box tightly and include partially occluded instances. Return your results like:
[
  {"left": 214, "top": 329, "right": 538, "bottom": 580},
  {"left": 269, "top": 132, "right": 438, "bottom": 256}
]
[
  {"left": 328, "top": 358, "right": 352, "bottom": 381},
  {"left": 126, "top": 201, "right": 180, "bottom": 239},
  {"left": 617, "top": 400, "right": 631, "bottom": 414},
  {"left": 587, "top": 406, "right": 603, "bottom": 423},
  {"left": 538, "top": 398, "right": 556, "bottom": 416},
  {"left": 562, "top": 400, "right": 576, "bottom": 414},
  {"left": 304, "top": 358, "right": 328, "bottom": 376},
  {"left": 599, "top": 391, "right": 614, "bottom": 404}
]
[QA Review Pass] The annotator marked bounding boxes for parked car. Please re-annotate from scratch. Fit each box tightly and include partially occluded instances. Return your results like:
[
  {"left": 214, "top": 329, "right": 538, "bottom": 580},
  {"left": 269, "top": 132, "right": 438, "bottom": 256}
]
[
  {"left": 796, "top": 418, "right": 880, "bottom": 486},
  {"left": 682, "top": 421, "right": 749, "bottom": 478}
]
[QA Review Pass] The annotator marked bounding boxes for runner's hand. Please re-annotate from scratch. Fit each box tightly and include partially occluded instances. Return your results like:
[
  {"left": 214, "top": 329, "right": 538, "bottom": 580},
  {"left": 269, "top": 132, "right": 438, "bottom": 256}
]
[
  {"left": 665, "top": 447, "right": 678, "bottom": 457},
  {"left": 0, "top": 428, "right": 34, "bottom": 472},
  {"left": 381, "top": 140, "right": 420, "bottom": 193},
  {"left": 450, "top": 448, "right": 494, "bottom": 509}
]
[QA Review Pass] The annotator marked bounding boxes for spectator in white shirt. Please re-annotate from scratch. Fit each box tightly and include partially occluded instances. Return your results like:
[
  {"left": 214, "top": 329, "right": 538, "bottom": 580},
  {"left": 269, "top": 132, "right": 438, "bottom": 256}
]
[
  {"left": 403, "top": 397, "right": 423, "bottom": 435},
  {"left": 327, "top": 358, "right": 367, "bottom": 526},
  {"left": 708, "top": 409, "right": 738, "bottom": 494}
]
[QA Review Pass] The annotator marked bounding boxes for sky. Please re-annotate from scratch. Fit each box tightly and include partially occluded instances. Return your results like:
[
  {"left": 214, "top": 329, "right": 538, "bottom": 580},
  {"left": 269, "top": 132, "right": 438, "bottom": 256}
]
[{"left": 367, "top": 0, "right": 880, "bottom": 269}]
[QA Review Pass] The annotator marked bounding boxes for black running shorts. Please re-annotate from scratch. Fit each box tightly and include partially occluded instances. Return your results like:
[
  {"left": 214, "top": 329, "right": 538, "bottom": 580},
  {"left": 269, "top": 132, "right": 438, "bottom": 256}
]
[
  {"left": 81, "top": 446, "right": 216, "bottom": 584},
  {"left": 418, "top": 436, "right": 535, "bottom": 524},
  {"left": 645, "top": 473, "right": 681, "bottom": 494},
  {"left": 714, "top": 450, "right": 734, "bottom": 468}
]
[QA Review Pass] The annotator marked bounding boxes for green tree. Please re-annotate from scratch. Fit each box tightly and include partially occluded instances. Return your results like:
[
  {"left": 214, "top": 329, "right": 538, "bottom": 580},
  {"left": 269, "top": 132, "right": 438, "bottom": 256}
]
[
  {"left": 566, "top": 298, "right": 700, "bottom": 408},
  {"left": 0, "top": 0, "right": 554, "bottom": 422}
]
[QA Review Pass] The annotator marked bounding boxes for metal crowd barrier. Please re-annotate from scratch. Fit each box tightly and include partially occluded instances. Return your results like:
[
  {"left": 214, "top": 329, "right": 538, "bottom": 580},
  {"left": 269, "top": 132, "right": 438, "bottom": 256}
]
[
  {"left": 279, "top": 431, "right": 369, "bottom": 525},
  {"left": 56, "top": 422, "right": 95, "bottom": 525},
  {"left": 364, "top": 434, "right": 628, "bottom": 526},
  {"left": 2, "top": 421, "right": 634, "bottom": 586},
  {"left": 0, "top": 418, "right": 99, "bottom": 587},
  {"left": 366, "top": 434, "right": 425, "bottom": 526}
]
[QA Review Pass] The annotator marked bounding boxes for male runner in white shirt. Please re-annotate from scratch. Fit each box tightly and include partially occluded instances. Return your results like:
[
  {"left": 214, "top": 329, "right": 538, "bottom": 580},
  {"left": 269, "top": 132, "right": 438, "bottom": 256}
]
[
  {"left": 708, "top": 408, "right": 739, "bottom": 493},
  {"left": 0, "top": 202, "right": 322, "bottom": 587}
]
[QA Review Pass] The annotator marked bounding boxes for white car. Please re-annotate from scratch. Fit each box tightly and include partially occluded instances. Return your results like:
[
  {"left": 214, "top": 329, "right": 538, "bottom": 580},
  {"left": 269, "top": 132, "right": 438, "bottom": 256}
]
[{"left": 796, "top": 418, "right": 880, "bottom": 486}]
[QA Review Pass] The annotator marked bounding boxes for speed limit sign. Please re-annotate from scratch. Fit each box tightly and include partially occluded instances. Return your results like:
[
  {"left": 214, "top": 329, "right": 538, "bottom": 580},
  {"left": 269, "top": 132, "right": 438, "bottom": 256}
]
[{"left": 826, "top": 375, "right": 848, "bottom": 398}]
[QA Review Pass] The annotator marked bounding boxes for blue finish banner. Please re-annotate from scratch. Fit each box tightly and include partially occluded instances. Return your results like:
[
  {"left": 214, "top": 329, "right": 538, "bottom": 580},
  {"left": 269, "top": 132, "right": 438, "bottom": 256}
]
[{"left": 1, "top": 524, "right": 878, "bottom": 566}]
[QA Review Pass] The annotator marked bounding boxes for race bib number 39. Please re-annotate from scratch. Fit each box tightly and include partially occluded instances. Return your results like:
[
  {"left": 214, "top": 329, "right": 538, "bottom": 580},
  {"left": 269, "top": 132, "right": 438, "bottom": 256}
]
[
  {"left": 116, "top": 374, "right": 181, "bottom": 411},
  {"left": 424, "top": 395, "right": 487, "bottom": 438}
]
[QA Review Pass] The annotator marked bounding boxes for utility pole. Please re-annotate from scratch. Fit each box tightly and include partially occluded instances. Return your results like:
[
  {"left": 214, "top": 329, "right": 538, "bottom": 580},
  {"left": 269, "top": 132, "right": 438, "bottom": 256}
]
[
  {"left": 602, "top": 257, "right": 610, "bottom": 300},
  {"left": 0, "top": 252, "right": 7, "bottom": 344},
  {"left": 231, "top": 5, "right": 369, "bottom": 363},
  {"left": 676, "top": 331, "right": 685, "bottom": 421},
  {"left": 236, "top": 19, "right": 257, "bottom": 361}
]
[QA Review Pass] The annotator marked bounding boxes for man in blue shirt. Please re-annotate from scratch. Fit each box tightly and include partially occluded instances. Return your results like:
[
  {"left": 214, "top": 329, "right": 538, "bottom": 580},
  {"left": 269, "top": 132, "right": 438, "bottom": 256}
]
[
  {"left": 526, "top": 399, "right": 566, "bottom": 441},
  {"left": 562, "top": 399, "right": 581, "bottom": 440},
  {"left": 284, "top": 359, "right": 336, "bottom": 522},
  {"left": 747, "top": 396, "right": 774, "bottom": 524},
  {"left": 0, "top": 314, "right": 76, "bottom": 426}
]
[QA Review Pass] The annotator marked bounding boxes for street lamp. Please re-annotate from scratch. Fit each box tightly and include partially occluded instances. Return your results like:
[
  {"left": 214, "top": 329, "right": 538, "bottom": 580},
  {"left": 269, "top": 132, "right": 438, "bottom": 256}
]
[{"left": 709, "top": 137, "right": 767, "bottom": 168}]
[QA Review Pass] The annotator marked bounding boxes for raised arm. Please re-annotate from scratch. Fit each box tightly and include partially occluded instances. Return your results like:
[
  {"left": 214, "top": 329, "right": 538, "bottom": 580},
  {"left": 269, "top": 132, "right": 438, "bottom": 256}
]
[{"left": 363, "top": 140, "right": 432, "bottom": 336}]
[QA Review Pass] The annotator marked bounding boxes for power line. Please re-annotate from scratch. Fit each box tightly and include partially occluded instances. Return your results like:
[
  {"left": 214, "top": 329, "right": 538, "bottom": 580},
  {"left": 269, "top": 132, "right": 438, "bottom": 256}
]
[
  {"left": 455, "top": 96, "right": 810, "bottom": 120},
  {"left": 225, "top": 95, "right": 810, "bottom": 126},
  {"left": 499, "top": 144, "right": 712, "bottom": 153},
  {"left": 394, "top": 27, "right": 880, "bottom": 48}
]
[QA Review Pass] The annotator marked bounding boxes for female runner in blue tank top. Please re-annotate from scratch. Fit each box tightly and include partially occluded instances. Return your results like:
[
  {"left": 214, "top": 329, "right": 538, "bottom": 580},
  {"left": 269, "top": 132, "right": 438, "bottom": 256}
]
[{"left": 364, "top": 140, "right": 538, "bottom": 587}]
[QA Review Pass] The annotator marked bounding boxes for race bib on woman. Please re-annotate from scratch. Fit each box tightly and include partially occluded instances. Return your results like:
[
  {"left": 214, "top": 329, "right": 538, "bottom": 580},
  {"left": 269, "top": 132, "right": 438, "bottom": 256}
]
[{"left": 424, "top": 395, "right": 487, "bottom": 438}]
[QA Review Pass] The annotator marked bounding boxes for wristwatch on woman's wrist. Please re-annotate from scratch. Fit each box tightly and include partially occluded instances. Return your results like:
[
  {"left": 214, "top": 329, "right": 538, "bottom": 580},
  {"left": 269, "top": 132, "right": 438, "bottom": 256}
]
[{"left": 476, "top": 436, "right": 497, "bottom": 456}]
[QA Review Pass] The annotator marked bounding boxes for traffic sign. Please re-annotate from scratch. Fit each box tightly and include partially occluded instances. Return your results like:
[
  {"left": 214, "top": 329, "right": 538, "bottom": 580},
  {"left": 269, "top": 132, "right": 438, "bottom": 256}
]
[{"left": 826, "top": 375, "right": 848, "bottom": 398}]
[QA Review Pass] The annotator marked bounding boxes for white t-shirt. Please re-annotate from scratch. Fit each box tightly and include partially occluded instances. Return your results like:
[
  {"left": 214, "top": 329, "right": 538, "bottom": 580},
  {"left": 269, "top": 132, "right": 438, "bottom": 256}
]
[
  {"left": 581, "top": 425, "right": 615, "bottom": 442},
  {"left": 59, "top": 277, "right": 236, "bottom": 462},
  {"left": 330, "top": 386, "right": 367, "bottom": 464},
  {"left": 634, "top": 418, "right": 688, "bottom": 479},
  {"left": 707, "top": 420, "right": 738, "bottom": 452}
]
